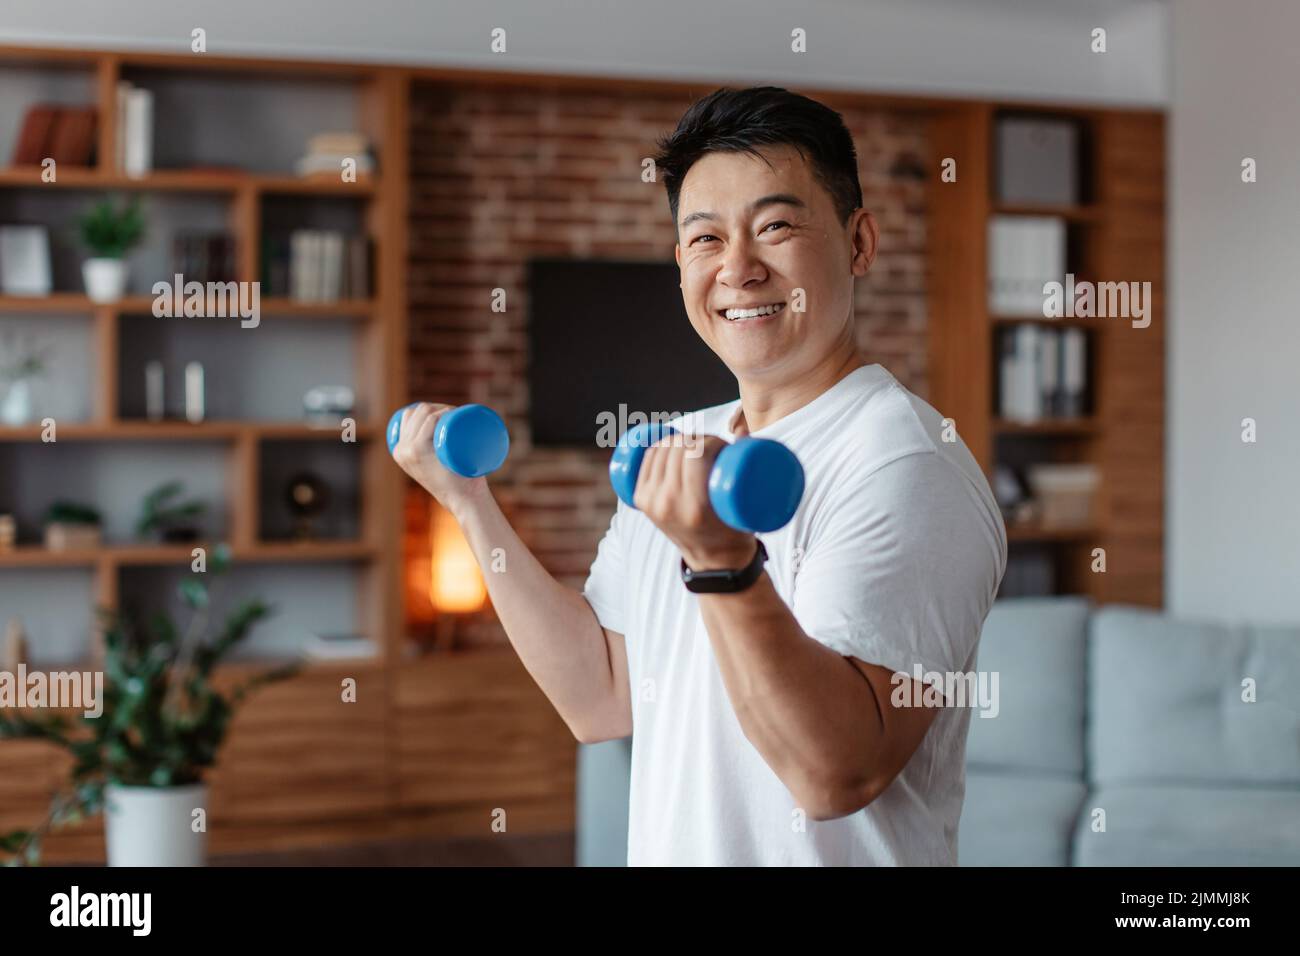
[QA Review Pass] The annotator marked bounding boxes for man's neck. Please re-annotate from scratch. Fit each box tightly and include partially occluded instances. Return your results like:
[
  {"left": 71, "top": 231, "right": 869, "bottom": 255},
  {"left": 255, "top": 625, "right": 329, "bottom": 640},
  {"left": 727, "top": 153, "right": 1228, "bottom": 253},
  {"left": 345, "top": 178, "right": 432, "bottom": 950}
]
[{"left": 729, "top": 348, "right": 867, "bottom": 436}]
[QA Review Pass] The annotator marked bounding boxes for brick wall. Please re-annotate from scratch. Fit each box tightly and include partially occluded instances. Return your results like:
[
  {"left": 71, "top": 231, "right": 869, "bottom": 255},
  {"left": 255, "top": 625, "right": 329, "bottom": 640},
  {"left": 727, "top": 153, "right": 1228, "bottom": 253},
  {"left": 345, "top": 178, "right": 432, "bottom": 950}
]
[{"left": 404, "top": 80, "right": 931, "bottom": 648}]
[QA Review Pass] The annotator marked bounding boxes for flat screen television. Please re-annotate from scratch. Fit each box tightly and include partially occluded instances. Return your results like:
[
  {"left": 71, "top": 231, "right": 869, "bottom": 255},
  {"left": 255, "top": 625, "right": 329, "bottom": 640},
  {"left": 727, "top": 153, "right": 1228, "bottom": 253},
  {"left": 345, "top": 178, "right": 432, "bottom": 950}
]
[{"left": 527, "top": 258, "right": 739, "bottom": 447}]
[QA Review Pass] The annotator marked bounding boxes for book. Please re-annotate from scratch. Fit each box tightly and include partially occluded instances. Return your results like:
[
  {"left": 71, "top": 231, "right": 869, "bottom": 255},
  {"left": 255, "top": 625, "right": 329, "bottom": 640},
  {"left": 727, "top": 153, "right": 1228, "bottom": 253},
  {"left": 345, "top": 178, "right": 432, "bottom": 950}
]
[
  {"left": 988, "top": 215, "right": 1066, "bottom": 316},
  {"left": 11, "top": 105, "right": 61, "bottom": 166},
  {"left": 48, "top": 107, "right": 97, "bottom": 166},
  {"left": 1060, "top": 328, "right": 1087, "bottom": 417},
  {"left": 121, "top": 85, "right": 154, "bottom": 178}
]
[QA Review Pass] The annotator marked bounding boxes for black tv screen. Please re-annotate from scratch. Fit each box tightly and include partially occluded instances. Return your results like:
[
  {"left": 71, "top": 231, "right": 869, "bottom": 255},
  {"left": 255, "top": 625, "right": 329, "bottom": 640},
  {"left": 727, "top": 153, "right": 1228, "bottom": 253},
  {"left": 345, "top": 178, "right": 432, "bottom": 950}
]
[{"left": 527, "top": 258, "right": 739, "bottom": 447}]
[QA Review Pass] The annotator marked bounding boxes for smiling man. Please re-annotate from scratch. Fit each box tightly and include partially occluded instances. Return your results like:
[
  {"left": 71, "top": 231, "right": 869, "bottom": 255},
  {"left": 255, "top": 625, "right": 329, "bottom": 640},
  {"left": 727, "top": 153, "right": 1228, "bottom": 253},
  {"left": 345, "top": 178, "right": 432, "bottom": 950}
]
[{"left": 393, "top": 86, "right": 1006, "bottom": 866}]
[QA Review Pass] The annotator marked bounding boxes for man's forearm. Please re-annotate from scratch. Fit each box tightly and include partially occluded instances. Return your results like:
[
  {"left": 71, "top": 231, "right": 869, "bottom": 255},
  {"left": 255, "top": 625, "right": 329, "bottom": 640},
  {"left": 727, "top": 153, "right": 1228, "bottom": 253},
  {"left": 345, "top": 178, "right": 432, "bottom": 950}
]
[
  {"left": 451, "top": 489, "right": 622, "bottom": 739},
  {"left": 697, "top": 572, "right": 885, "bottom": 816}
]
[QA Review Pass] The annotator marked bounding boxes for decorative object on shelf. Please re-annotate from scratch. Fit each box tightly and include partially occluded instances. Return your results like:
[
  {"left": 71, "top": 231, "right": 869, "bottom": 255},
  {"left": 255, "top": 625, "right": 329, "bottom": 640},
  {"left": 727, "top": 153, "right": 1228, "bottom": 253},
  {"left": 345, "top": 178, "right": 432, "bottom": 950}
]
[
  {"left": 115, "top": 81, "right": 154, "bottom": 178},
  {"left": 145, "top": 360, "right": 165, "bottom": 421},
  {"left": 295, "top": 131, "right": 374, "bottom": 179},
  {"left": 0, "top": 514, "right": 16, "bottom": 552},
  {"left": 285, "top": 472, "right": 330, "bottom": 541},
  {"left": 43, "top": 500, "right": 103, "bottom": 550},
  {"left": 0, "top": 544, "right": 301, "bottom": 866},
  {"left": 183, "top": 361, "right": 204, "bottom": 423},
  {"left": 0, "top": 329, "right": 50, "bottom": 426},
  {"left": 135, "top": 480, "right": 206, "bottom": 544},
  {"left": 427, "top": 502, "right": 487, "bottom": 652},
  {"left": 0, "top": 225, "right": 53, "bottom": 296},
  {"left": 78, "top": 196, "right": 145, "bottom": 303},
  {"left": 3, "top": 617, "right": 29, "bottom": 672},
  {"left": 43, "top": 501, "right": 103, "bottom": 551},
  {"left": 303, "top": 632, "right": 377, "bottom": 661},
  {"left": 995, "top": 115, "right": 1080, "bottom": 206},
  {"left": 302, "top": 385, "right": 355, "bottom": 426},
  {"left": 1027, "top": 463, "right": 1099, "bottom": 529}
]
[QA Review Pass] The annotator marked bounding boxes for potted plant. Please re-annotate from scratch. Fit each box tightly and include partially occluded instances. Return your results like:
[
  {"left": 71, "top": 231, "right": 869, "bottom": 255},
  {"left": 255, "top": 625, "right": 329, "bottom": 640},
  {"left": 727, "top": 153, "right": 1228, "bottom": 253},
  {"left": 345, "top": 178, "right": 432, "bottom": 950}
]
[
  {"left": 137, "top": 480, "right": 207, "bottom": 543},
  {"left": 0, "top": 330, "right": 50, "bottom": 426},
  {"left": 43, "top": 499, "right": 103, "bottom": 550},
  {"left": 78, "top": 196, "right": 145, "bottom": 303},
  {"left": 0, "top": 544, "right": 299, "bottom": 866}
]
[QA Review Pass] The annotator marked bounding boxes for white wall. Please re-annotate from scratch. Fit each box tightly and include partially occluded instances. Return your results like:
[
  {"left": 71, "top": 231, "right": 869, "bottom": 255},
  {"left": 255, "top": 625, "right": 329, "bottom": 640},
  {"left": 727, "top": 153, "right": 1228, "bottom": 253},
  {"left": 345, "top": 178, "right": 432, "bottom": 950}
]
[
  {"left": 0, "top": 0, "right": 1168, "bottom": 105},
  {"left": 1168, "top": 0, "right": 1300, "bottom": 623}
]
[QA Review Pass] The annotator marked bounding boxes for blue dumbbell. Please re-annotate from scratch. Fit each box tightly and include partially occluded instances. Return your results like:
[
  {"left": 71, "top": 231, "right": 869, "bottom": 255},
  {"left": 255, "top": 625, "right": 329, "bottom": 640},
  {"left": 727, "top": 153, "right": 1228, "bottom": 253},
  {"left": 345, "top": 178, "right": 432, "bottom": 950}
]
[
  {"left": 609, "top": 422, "right": 804, "bottom": 533},
  {"left": 386, "top": 403, "right": 510, "bottom": 478}
]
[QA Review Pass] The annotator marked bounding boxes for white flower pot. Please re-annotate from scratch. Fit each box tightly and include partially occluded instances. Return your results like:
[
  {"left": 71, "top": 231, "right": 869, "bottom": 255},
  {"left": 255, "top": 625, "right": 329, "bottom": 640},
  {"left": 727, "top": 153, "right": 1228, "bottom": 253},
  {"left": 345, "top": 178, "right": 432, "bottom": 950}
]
[
  {"left": 82, "top": 257, "right": 128, "bottom": 303},
  {"left": 104, "top": 782, "right": 209, "bottom": 867}
]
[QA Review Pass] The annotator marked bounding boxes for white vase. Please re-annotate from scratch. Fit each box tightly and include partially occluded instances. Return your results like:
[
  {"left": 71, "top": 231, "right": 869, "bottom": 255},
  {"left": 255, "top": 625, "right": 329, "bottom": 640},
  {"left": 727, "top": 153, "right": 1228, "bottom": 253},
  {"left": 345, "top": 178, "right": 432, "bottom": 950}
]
[
  {"left": 82, "top": 257, "right": 128, "bottom": 303},
  {"left": 104, "top": 782, "right": 209, "bottom": 867},
  {"left": 0, "top": 378, "right": 33, "bottom": 425}
]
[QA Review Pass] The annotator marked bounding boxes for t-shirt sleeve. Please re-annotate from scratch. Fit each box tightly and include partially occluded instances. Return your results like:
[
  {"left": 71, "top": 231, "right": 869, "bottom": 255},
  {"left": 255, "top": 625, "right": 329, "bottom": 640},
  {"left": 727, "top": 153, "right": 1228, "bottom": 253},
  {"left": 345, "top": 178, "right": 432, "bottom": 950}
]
[
  {"left": 581, "top": 501, "right": 629, "bottom": 635},
  {"left": 789, "top": 451, "right": 1003, "bottom": 695}
]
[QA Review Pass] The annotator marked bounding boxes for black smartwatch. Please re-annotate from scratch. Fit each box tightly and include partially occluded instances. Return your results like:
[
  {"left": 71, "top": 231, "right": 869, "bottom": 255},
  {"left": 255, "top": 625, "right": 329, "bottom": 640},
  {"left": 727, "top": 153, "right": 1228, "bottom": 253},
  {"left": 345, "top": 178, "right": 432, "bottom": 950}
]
[{"left": 681, "top": 539, "right": 768, "bottom": 594}]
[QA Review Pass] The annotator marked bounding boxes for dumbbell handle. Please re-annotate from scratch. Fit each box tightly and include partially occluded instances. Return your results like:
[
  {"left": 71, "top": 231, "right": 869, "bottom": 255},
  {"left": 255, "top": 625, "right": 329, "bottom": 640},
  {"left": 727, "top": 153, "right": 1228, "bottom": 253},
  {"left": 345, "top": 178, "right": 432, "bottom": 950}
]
[
  {"left": 386, "top": 403, "right": 509, "bottom": 478},
  {"left": 609, "top": 422, "right": 804, "bottom": 533}
]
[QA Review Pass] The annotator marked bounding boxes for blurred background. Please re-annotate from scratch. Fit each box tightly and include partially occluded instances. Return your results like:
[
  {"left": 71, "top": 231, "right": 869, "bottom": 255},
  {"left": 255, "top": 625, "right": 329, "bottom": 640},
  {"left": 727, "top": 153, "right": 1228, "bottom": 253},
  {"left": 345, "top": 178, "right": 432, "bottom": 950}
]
[{"left": 0, "top": 0, "right": 1296, "bottom": 867}]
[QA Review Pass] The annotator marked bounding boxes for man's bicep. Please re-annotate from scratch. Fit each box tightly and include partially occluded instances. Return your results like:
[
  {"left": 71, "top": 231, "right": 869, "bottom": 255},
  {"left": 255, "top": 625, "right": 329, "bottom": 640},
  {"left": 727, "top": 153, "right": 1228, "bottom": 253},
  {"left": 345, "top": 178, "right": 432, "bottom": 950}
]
[{"left": 849, "top": 658, "right": 941, "bottom": 800}]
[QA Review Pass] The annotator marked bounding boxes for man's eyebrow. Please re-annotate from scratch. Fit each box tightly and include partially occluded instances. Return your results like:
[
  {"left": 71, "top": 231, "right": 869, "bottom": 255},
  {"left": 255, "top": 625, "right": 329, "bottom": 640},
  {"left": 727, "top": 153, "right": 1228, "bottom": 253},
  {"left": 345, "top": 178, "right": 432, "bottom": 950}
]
[{"left": 678, "top": 193, "right": 808, "bottom": 229}]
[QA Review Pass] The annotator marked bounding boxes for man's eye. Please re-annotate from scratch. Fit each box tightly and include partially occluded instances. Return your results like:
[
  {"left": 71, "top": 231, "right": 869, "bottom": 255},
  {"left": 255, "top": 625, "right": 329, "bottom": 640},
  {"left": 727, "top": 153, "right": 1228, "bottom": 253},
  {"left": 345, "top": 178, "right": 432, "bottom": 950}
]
[
  {"left": 691, "top": 234, "right": 717, "bottom": 245},
  {"left": 762, "top": 221, "right": 790, "bottom": 234}
]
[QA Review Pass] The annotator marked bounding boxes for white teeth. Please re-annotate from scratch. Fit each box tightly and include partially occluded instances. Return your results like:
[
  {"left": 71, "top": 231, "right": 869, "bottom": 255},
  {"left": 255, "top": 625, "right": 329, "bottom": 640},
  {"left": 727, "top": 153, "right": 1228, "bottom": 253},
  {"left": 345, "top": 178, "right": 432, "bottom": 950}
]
[{"left": 723, "top": 303, "right": 784, "bottom": 321}]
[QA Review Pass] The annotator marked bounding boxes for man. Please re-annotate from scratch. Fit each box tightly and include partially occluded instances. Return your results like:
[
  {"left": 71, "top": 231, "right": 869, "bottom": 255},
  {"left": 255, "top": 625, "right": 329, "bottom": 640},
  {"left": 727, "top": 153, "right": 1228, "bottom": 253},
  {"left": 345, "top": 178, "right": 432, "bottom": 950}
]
[{"left": 393, "top": 86, "right": 1006, "bottom": 866}]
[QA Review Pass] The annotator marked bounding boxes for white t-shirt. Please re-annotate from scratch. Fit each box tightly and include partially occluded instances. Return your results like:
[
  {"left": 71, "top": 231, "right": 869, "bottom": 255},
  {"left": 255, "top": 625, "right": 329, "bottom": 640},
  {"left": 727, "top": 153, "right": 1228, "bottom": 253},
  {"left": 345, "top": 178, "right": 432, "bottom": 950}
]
[{"left": 581, "top": 363, "right": 1007, "bottom": 866}]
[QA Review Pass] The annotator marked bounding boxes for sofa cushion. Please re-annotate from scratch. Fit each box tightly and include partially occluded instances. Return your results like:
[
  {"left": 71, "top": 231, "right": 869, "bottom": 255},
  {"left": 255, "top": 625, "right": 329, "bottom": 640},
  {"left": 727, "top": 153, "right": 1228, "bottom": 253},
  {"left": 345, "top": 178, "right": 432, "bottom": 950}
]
[
  {"left": 959, "top": 770, "right": 1087, "bottom": 866},
  {"left": 965, "top": 596, "right": 1091, "bottom": 775},
  {"left": 1090, "top": 607, "right": 1300, "bottom": 786},
  {"left": 1074, "top": 783, "right": 1300, "bottom": 866}
]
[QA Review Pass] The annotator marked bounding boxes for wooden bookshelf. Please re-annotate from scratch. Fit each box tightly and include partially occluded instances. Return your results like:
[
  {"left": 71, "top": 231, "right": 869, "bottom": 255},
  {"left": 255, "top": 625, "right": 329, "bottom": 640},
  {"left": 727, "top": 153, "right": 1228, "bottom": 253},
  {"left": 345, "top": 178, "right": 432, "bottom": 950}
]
[
  {"left": 929, "top": 104, "right": 1165, "bottom": 605},
  {"left": 0, "top": 44, "right": 574, "bottom": 863}
]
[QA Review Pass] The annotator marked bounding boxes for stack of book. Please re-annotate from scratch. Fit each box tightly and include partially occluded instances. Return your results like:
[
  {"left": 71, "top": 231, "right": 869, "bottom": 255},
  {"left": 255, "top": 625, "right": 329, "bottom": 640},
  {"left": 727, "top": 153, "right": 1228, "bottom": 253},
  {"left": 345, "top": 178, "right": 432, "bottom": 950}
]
[
  {"left": 114, "top": 82, "right": 154, "bottom": 177},
  {"left": 262, "top": 231, "right": 371, "bottom": 301},
  {"left": 171, "top": 233, "right": 237, "bottom": 285},
  {"left": 10, "top": 104, "right": 98, "bottom": 166},
  {"left": 999, "top": 324, "right": 1087, "bottom": 422},
  {"left": 295, "top": 132, "right": 374, "bottom": 179},
  {"left": 988, "top": 215, "right": 1066, "bottom": 316}
]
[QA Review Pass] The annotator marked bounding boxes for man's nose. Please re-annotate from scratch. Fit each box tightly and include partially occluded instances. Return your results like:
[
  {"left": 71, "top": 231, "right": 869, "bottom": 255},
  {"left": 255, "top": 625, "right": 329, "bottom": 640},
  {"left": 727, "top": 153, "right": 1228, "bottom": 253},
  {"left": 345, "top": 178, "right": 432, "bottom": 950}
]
[{"left": 717, "top": 236, "right": 767, "bottom": 287}]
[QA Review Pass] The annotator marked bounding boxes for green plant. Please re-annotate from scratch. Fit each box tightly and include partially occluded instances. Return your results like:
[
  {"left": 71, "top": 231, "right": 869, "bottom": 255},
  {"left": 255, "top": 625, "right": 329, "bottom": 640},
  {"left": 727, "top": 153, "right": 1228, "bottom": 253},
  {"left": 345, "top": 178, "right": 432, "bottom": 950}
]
[
  {"left": 136, "top": 481, "right": 206, "bottom": 539},
  {"left": 0, "top": 544, "right": 300, "bottom": 866},
  {"left": 78, "top": 196, "right": 145, "bottom": 259},
  {"left": 43, "top": 500, "right": 102, "bottom": 526}
]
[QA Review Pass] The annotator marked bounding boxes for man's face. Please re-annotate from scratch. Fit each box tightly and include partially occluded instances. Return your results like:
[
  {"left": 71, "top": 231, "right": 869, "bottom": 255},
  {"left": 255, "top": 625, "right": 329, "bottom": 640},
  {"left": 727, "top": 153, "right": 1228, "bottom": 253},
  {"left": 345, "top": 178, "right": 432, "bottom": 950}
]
[{"left": 674, "top": 144, "right": 875, "bottom": 384}]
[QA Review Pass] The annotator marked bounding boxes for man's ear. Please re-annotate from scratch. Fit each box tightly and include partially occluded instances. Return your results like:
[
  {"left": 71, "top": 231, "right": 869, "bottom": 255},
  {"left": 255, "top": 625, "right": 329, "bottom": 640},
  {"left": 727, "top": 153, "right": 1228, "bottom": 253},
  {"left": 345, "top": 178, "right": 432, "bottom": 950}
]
[{"left": 850, "top": 209, "right": 879, "bottom": 277}]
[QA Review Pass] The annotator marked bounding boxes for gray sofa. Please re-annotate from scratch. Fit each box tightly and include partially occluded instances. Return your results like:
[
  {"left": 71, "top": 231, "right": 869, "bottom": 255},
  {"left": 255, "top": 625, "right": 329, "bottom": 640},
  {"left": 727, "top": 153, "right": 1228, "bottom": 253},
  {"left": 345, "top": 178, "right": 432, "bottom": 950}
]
[{"left": 577, "top": 597, "right": 1300, "bottom": 866}]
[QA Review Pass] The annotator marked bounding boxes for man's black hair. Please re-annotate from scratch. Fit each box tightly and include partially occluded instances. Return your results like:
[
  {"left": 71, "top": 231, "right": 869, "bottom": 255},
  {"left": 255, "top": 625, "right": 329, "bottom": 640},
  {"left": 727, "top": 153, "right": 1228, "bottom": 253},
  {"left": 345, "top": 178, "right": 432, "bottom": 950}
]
[{"left": 652, "top": 86, "right": 864, "bottom": 230}]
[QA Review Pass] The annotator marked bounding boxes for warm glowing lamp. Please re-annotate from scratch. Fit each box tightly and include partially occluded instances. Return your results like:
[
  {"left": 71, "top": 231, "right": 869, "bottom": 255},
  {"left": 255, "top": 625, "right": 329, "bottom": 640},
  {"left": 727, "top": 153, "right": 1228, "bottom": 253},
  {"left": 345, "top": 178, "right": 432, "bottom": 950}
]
[{"left": 428, "top": 503, "right": 486, "bottom": 621}]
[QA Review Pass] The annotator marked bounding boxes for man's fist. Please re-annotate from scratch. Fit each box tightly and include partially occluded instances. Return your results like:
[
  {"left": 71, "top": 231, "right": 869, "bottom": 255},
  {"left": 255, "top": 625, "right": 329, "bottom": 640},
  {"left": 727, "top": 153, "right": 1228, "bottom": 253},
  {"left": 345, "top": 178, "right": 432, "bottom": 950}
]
[
  {"left": 633, "top": 434, "right": 757, "bottom": 571},
  {"left": 391, "top": 403, "right": 488, "bottom": 517}
]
